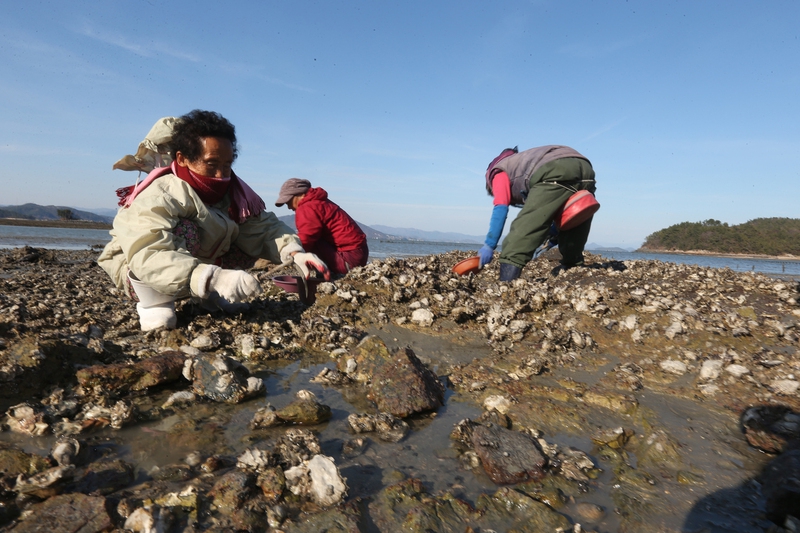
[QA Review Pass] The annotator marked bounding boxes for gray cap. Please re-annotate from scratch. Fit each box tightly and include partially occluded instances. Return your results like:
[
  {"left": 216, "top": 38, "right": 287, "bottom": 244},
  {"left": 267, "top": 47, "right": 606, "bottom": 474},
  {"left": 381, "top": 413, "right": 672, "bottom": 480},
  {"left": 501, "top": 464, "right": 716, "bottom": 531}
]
[{"left": 275, "top": 178, "right": 311, "bottom": 207}]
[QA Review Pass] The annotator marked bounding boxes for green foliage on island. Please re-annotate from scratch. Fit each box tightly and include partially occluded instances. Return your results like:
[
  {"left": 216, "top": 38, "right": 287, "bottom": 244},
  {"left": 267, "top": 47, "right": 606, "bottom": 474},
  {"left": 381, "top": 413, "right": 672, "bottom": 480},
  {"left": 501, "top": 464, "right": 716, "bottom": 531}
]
[
  {"left": 57, "top": 208, "right": 75, "bottom": 220},
  {"left": 640, "top": 218, "right": 800, "bottom": 256}
]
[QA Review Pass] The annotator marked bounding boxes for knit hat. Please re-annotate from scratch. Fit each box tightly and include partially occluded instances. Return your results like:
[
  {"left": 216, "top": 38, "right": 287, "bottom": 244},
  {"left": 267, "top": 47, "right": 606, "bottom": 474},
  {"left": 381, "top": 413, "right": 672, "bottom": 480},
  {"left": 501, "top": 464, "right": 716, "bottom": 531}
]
[{"left": 275, "top": 178, "right": 311, "bottom": 207}]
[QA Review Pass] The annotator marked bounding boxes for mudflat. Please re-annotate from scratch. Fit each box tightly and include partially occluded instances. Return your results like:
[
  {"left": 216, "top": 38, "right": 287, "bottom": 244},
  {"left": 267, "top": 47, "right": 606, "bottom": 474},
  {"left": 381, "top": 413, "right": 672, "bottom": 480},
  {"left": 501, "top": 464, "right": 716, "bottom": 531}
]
[{"left": 0, "top": 245, "right": 798, "bottom": 532}]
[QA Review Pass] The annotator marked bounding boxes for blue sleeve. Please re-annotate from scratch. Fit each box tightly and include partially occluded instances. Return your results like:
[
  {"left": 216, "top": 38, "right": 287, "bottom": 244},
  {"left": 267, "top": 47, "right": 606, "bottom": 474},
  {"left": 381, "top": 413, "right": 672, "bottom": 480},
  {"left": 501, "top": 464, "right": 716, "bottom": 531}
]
[{"left": 484, "top": 204, "right": 509, "bottom": 249}]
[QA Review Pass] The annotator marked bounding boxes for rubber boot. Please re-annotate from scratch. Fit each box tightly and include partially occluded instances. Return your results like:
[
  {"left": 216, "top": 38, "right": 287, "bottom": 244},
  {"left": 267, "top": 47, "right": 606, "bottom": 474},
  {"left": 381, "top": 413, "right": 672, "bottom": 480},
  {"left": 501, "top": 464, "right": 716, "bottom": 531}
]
[
  {"left": 128, "top": 273, "right": 177, "bottom": 331},
  {"left": 499, "top": 262, "right": 522, "bottom": 282}
]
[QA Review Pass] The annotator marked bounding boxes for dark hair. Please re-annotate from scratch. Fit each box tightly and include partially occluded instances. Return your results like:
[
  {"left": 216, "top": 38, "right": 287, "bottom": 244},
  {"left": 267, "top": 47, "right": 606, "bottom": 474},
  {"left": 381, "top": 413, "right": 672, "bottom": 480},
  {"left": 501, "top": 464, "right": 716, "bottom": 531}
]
[{"left": 171, "top": 109, "right": 238, "bottom": 163}]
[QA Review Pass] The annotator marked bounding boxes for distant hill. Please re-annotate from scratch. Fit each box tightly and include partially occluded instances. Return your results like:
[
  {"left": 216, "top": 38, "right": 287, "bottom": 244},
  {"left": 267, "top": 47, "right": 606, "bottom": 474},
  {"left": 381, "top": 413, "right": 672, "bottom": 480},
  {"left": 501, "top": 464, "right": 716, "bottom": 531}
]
[
  {"left": 83, "top": 207, "right": 119, "bottom": 218},
  {"left": 278, "top": 216, "right": 482, "bottom": 243},
  {"left": 0, "top": 204, "right": 419, "bottom": 241},
  {"left": 0, "top": 207, "right": 35, "bottom": 220},
  {"left": 586, "top": 243, "right": 634, "bottom": 253},
  {"left": 640, "top": 218, "right": 800, "bottom": 256},
  {"left": 370, "top": 225, "right": 484, "bottom": 244},
  {"left": 0, "top": 203, "right": 113, "bottom": 224},
  {"left": 277, "top": 215, "right": 403, "bottom": 241}
]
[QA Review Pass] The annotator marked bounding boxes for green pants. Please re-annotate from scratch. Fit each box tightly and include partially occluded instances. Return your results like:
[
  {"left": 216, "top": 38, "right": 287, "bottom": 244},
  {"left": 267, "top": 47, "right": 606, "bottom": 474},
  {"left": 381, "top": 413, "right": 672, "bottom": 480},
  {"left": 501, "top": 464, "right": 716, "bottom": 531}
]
[{"left": 499, "top": 157, "right": 596, "bottom": 268}]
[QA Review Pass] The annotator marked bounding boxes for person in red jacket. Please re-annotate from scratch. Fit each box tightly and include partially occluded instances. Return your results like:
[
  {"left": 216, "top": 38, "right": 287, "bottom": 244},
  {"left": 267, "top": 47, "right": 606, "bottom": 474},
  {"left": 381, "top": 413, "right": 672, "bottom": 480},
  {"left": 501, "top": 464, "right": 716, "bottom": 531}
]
[{"left": 276, "top": 178, "right": 369, "bottom": 276}]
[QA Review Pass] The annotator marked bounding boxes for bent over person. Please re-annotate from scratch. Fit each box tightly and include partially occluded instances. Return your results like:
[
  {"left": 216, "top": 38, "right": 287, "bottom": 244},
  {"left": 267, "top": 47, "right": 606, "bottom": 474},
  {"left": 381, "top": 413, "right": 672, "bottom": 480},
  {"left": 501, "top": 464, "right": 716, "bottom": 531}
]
[
  {"left": 276, "top": 178, "right": 369, "bottom": 277},
  {"left": 98, "top": 110, "right": 329, "bottom": 331},
  {"left": 479, "top": 145, "right": 597, "bottom": 281}
]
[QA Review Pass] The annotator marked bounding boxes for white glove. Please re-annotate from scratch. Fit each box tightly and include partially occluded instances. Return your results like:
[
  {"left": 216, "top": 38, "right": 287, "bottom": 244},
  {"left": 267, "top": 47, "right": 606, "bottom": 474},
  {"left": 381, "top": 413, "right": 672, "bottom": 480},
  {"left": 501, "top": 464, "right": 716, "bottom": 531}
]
[
  {"left": 293, "top": 252, "right": 331, "bottom": 280},
  {"left": 208, "top": 267, "right": 263, "bottom": 302}
]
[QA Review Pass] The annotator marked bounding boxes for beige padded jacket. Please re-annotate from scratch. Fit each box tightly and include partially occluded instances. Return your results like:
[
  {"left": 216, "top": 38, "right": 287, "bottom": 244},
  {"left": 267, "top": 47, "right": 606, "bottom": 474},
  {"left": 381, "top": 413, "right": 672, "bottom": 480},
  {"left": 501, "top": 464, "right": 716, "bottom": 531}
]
[{"left": 98, "top": 173, "right": 302, "bottom": 299}]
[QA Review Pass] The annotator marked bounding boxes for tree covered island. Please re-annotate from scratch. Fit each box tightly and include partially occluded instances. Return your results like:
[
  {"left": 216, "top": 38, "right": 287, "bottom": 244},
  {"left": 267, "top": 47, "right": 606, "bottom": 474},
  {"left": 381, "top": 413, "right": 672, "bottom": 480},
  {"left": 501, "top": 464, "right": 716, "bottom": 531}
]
[{"left": 639, "top": 217, "right": 800, "bottom": 257}]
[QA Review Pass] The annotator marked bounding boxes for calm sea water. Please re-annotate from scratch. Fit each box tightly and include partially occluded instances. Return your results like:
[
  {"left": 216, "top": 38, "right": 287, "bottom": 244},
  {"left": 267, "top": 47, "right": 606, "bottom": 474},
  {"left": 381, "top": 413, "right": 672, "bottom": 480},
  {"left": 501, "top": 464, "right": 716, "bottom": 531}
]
[
  {"left": 0, "top": 225, "right": 480, "bottom": 258},
  {"left": 590, "top": 250, "right": 800, "bottom": 278},
  {"left": 0, "top": 225, "right": 113, "bottom": 250},
  {"left": 1, "top": 225, "right": 798, "bottom": 277}
]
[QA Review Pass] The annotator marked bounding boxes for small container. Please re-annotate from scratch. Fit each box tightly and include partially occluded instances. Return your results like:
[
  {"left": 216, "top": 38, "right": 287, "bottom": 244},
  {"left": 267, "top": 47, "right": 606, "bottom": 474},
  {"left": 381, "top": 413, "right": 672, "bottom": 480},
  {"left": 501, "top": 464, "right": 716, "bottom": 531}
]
[
  {"left": 272, "top": 276, "right": 323, "bottom": 304},
  {"left": 452, "top": 256, "right": 481, "bottom": 276},
  {"left": 556, "top": 190, "right": 600, "bottom": 231}
]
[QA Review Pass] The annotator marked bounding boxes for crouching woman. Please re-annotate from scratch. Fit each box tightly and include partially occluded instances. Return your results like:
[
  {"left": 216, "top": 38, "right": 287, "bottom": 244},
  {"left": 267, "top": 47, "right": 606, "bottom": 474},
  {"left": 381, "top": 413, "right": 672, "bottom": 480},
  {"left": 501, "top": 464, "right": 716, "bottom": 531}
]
[{"left": 98, "top": 110, "right": 329, "bottom": 331}]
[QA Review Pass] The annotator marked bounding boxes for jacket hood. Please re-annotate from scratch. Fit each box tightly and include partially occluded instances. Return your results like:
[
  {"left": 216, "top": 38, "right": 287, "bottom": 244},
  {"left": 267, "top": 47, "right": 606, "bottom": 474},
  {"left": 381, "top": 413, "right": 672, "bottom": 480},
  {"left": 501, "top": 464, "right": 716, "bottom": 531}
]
[
  {"left": 300, "top": 187, "right": 329, "bottom": 203},
  {"left": 485, "top": 147, "right": 518, "bottom": 195}
]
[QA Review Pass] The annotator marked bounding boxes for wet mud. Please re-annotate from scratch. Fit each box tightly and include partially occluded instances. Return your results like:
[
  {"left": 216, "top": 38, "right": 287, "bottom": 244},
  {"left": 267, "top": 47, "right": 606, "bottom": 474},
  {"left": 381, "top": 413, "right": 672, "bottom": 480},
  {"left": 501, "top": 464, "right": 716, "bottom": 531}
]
[{"left": 0, "top": 245, "right": 799, "bottom": 532}]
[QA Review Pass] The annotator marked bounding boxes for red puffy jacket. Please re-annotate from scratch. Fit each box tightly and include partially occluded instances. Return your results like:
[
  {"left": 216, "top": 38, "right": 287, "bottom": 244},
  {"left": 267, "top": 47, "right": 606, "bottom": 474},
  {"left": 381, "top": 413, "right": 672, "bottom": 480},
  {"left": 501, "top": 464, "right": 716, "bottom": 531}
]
[{"left": 295, "top": 187, "right": 366, "bottom": 252}]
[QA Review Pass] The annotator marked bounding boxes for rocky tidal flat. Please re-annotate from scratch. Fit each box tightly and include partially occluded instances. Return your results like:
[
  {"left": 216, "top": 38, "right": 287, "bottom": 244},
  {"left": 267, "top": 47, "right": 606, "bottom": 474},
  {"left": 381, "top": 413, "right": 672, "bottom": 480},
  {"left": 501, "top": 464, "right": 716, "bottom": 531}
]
[{"left": 0, "top": 246, "right": 799, "bottom": 532}]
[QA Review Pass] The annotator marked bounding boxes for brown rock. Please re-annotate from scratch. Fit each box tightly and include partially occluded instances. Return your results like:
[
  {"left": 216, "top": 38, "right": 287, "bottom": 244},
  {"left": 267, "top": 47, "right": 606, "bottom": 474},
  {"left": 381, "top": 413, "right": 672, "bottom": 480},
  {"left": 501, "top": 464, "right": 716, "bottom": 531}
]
[
  {"left": 7, "top": 493, "right": 111, "bottom": 533},
  {"left": 741, "top": 405, "right": 800, "bottom": 454},
  {"left": 471, "top": 424, "right": 546, "bottom": 485},
  {"left": 591, "top": 426, "right": 635, "bottom": 449},
  {"left": 76, "top": 351, "right": 186, "bottom": 395},
  {"left": 0, "top": 443, "right": 52, "bottom": 478},
  {"left": 257, "top": 466, "right": 286, "bottom": 503},
  {"left": 0, "top": 339, "right": 98, "bottom": 402},
  {"left": 70, "top": 459, "right": 134, "bottom": 495},
  {"left": 276, "top": 398, "right": 332, "bottom": 425},
  {"left": 210, "top": 470, "right": 255, "bottom": 514},
  {"left": 339, "top": 335, "right": 391, "bottom": 383},
  {"left": 366, "top": 346, "right": 444, "bottom": 418},
  {"left": 186, "top": 354, "right": 263, "bottom": 404}
]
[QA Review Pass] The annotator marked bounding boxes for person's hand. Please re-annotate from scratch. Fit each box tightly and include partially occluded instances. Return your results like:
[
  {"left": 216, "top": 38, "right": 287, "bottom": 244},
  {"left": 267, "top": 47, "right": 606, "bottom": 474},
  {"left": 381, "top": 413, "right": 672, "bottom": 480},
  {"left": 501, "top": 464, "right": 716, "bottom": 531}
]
[
  {"left": 209, "top": 268, "right": 263, "bottom": 302},
  {"left": 478, "top": 245, "right": 495, "bottom": 268},
  {"left": 293, "top": 252, "right": 331, "bottom": 280}
]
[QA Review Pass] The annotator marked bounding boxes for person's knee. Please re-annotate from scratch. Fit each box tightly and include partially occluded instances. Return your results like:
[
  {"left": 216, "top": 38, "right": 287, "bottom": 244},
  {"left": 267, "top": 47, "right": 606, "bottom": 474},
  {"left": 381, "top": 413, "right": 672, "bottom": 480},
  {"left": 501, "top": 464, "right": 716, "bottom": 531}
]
[{"left": 498, "top": 253, "right": 528, "bottom": 269}]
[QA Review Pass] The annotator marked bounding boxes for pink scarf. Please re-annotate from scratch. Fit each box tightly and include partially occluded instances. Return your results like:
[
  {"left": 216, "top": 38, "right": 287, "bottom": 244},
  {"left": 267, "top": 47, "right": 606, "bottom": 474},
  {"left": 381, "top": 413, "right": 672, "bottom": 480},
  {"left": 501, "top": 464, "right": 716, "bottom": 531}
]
[{"left": 116, "top": 161, "right": 266, "bottom": 224}]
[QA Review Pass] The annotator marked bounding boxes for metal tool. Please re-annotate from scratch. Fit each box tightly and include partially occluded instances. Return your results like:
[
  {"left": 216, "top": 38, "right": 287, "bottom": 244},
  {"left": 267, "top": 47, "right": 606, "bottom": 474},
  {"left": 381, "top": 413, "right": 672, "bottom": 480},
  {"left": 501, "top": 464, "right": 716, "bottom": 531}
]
[{"left": 265, "top": 258, "right": 293, "bottom": 277}]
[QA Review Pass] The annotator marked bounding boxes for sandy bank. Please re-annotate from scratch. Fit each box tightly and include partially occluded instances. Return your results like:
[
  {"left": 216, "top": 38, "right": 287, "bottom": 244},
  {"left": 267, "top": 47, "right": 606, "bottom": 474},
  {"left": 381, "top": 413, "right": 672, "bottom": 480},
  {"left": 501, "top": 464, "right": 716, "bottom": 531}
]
[
  {"left": 0, "top": 218, "right": 112, "bottom": 230},
  {"left": 637, "top": 247, "right": 800, "bottom": 261}
]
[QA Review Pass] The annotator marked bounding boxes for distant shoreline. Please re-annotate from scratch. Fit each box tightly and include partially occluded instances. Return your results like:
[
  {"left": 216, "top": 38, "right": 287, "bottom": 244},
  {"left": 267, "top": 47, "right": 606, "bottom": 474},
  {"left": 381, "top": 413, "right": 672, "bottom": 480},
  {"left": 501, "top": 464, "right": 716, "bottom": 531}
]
[
  {"left": 0, "top": 221, "right": 797, "bottom": 262},
  {"left": 635, "top": 248, "right": 800, "bottom": 262},
  {"left": 0, "top": 218, "right": 112, "bottom": 230}
]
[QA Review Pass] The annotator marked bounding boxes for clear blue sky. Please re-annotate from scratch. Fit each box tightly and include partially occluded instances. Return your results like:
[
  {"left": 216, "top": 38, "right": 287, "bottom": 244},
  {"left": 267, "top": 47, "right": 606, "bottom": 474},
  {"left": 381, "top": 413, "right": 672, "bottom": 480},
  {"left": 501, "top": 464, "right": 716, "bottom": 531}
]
[{"left": 2, "top": 1, "right": 798, "bottom": 248}]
